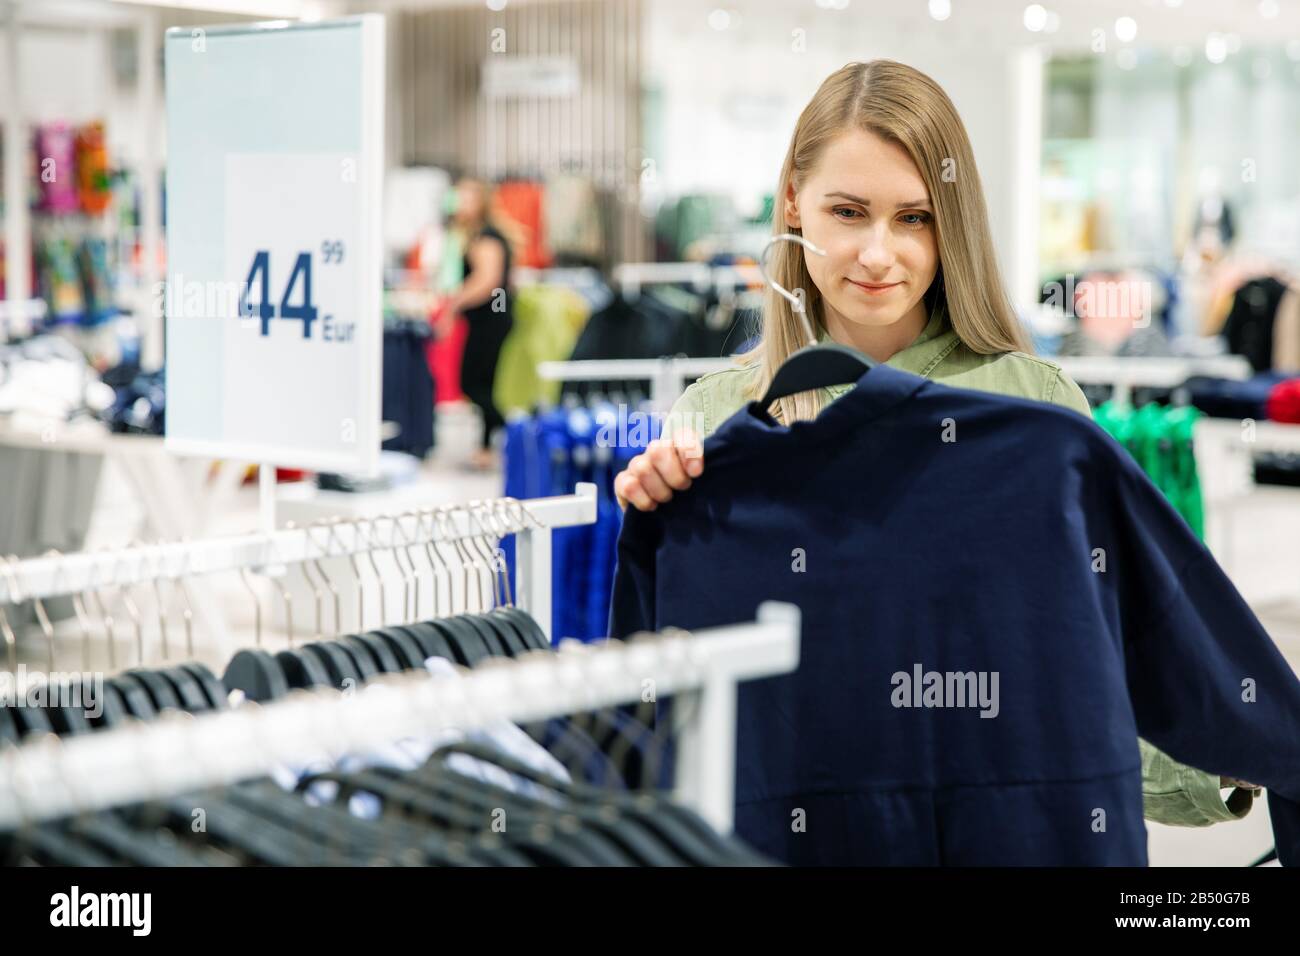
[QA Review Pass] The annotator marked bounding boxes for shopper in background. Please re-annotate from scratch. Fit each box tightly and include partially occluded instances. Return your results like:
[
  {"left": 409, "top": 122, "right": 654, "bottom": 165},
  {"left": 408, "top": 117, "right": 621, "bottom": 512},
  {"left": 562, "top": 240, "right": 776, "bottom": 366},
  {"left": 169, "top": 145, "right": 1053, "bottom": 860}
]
[
  {"left": 440, "top": 176, "right": 516, "bottom": 470},
  {"left": 613, "top": 59, "right": 1257, "bottom": 829}
]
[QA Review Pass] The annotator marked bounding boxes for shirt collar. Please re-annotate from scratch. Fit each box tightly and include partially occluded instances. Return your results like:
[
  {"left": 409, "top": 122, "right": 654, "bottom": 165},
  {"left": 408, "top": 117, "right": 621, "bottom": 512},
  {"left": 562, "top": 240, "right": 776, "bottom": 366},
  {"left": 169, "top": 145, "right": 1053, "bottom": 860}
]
[{"left": 816, "top": 298, "right": 958, "bottom": 397}]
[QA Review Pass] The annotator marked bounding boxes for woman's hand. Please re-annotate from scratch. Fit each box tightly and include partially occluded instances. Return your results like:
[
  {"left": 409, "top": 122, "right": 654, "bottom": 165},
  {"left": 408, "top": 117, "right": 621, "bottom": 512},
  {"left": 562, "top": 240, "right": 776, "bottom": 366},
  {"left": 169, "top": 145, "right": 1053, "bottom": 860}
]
[{"left": 614, "top": 430, "right": 704, "bottom": 511}]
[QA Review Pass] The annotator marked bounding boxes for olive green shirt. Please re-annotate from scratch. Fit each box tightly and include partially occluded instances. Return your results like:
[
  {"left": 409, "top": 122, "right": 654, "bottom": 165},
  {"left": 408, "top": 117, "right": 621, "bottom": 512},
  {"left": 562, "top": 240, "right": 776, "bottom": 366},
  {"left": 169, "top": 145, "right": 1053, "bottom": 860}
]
[{"left": 665, "top": 303, "right": 1248, "bottom": 828}]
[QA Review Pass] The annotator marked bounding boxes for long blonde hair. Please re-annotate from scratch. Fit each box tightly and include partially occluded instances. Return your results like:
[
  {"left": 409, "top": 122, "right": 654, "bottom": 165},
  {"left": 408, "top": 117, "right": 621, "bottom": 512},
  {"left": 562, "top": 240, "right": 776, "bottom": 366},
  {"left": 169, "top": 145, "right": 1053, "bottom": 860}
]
[{"left": 742, "top": 60, "right": 1032, "bottom": 425}]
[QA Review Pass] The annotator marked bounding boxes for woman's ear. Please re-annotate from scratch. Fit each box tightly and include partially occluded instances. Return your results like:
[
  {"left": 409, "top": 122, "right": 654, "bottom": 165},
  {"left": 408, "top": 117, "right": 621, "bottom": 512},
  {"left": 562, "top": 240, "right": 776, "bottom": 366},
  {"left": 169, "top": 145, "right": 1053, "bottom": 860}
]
[{"left": 783, "top": 181, "right": 801, "bottom": 229}]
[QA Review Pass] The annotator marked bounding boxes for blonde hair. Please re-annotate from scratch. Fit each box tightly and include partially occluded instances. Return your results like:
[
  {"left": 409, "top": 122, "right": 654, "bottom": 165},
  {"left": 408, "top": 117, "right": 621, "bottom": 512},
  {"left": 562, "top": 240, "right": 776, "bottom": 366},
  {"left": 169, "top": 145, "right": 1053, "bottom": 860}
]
[{"left": 742, "top": 59, "right": 1032, "bottom": 426}]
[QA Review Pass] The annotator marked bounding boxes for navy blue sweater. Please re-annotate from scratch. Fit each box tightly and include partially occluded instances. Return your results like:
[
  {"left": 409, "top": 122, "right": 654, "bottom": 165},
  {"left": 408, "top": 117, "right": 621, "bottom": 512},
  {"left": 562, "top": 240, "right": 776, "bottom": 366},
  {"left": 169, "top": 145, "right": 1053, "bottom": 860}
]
[{"left": 609, "top": 363, "right": 1300, "bottom": 865}]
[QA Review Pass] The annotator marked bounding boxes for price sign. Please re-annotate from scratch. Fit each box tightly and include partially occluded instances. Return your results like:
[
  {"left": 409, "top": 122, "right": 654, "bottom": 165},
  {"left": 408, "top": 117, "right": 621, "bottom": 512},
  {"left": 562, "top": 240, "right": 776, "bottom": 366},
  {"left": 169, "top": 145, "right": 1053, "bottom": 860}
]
[{"left": 164, "top": 17, "right": 384, "bottom": 474}]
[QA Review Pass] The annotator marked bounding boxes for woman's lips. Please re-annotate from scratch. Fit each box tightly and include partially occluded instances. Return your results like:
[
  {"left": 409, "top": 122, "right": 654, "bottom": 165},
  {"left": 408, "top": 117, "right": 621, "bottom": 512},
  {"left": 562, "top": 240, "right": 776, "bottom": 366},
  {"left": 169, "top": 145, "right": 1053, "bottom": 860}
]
[{"left": 848, "top": 279, "right": 901, "bottom": 296}]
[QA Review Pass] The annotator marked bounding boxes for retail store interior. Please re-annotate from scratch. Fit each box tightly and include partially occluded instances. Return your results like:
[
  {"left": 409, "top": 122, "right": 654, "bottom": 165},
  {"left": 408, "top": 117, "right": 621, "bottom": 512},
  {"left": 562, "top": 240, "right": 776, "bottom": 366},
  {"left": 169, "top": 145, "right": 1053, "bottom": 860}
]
[{"left": 1, "top": 0, "right": 1300, "bottom": 870}]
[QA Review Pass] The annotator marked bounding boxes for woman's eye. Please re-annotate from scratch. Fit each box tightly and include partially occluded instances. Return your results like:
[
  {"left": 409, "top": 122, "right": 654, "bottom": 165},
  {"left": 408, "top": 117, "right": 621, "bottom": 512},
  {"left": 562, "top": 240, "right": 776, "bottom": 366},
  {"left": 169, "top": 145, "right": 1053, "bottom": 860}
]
[
  {"left": 899, "top": 212, "right": 931, "bottom": 227},
  {"left": 832, "top": 207, "right": 863, "bottom": 220}
]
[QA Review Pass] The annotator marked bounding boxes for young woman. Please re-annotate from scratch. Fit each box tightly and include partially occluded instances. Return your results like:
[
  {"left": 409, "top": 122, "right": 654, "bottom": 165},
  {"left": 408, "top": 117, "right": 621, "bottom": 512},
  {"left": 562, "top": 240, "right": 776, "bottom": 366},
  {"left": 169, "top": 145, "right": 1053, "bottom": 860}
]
[
  {"left": 441, "top": 177, "right": 515, "bottom": 470},
  {"left": 614, "top": 60, "right": 1255, "bottom": 830}
]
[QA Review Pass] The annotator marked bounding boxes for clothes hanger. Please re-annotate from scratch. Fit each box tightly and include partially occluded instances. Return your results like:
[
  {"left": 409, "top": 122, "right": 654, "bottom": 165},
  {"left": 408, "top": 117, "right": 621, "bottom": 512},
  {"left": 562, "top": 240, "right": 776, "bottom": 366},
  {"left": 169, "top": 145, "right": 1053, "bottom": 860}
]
[
  {"left": 756, "top": 232, "right": 876, "bottom": 410},
  {"left": 368, "top": 626, "right": 426, "bottom": 669},
  {"left": 425, "top": 740, "right": 694, "bottom": 866},
  {"left": 396, "top": 757, "right": 638, "bottom": 866},
  {"left": 294, "top": 767, "right": 536, "bottom": 866}
]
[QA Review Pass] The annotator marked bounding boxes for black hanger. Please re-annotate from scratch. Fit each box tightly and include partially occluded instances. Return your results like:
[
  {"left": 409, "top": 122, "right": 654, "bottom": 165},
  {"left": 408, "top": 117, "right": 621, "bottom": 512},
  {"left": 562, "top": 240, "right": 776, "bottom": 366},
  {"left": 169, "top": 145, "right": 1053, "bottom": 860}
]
[
  {"left": 0, "top": 703, "right": 20, "bottom": 744},
  {"left": 758, "top": 342, "right": 875, "bottom": 408},
  {"left": 368, "top": 627, "right": 426, "bottom": 670},
  {"left": 361, "top": 764, "right": 620, "bottom": 865},
  {"left": 275, "top": 649, "right": 331, "bottom": 689},
  {"left": 11, "top": 700, "right": 55, "bottom": 738},
  {"left": 479, "top": 611, "right": 529, "bottom": 656},
  {"left": 432, "top": 617, "right": 492, "bottom": 666},
  {"left": 336, "top": 636, "right": 381, "bottom": 681},
  {"left": 178, "top": 663, "right": 228, "bottom": 710},
  {"left": 108, "top": 675, "right": 157, "bottom": 718},
  {"left": 42, "top": 676, "right": 95, "bottom": 736},
  {"left": 461, "top": 613, "right": 514, "bottom": 657},
  {"left": 401, "top": 622, "right": 457, "bottom": 663},
  {"left": 295, "top": 768, "right": 532, "bottom": 866},
  {"left": 221, "top": 649, "right": 290, "bottom": 703},
  {"left": 351, "top": 632, "right": 402, "bottom": 673},
  {"left": 89, "top": 681, "right": 129, "bottom": 729},
  {"left": 398, "top": 758, "right": 636, "bottom": 866},
  {"left": 124, "top": 668, "right": 183, "bottom": 713},
  {"left": 156, "top": 667, "right": 210, "bottom": 713},
  {"left": 299, "top": 641, "right": 361, "bottom": 689},
  {"left": 495, "top": 607, "right": 549, "bottom": 651}
]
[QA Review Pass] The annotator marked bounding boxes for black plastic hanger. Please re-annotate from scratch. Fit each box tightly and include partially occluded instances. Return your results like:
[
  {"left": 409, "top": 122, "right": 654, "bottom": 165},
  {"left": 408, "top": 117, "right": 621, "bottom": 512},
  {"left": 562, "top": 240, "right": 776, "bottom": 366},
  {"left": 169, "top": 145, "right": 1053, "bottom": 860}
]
[
  {"left": 461, "top": 613, "right": 513, "bottom": 657},
  {"left": 275, "top": 649, "right": 331, "bottom": 689},
  {"left": 0, "top": 704, "right": 20, "bottom": 744},
  {"left": 336, "top": 636, "right": 380, "bottom": 680},
  {"left": 300, "top": 641, "right": 360, "bottom": 688},
  {"left": 221, "top": 649, "right": 290, "bottom": 702},
  {"left": 496, "top": 607, "right": 549, "bottom": 650},
  {"left": 156, "top": 667, "right": 210, "bottom": 713},
  {"left": 108, "top": 675, "right": 157, "bottom": 719},
  {"left": 369, "top": 627, "right": 426, "bottom": 669},
  {"left": 401, "top": 622, "right": 456, "bottom": 662},
  {"left": 758, "top": 342, "right": 875, "bottom": 408},
  {"left": 10, "top": 700, "right": 54, "bottom": 738},
  {"left": 479, "top": 611, "right": 528, "bottom": 657},
  {"left": 42, "top": 676, "right": 95, "bottom": 736},
  {"left": 433, "top": 617, "right": 491, "bottom": 666},
  {"left": 179, "top": 662, "right": 229, "bottom": 710},
  {"left": 89, "top": 681, "right": 129, "bottom": 729},
  {"left": 124, "top": 668, "right": 183, "bottom": 712},
  {"left": 351, "top": 632, "right": 402, "bottom": 673}
]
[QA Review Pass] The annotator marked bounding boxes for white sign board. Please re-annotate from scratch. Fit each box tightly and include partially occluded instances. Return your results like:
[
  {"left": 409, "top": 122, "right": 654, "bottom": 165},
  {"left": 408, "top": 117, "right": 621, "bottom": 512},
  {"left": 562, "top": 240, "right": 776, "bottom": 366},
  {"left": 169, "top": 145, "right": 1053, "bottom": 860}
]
[
  {"left": 482, "top": 56, "right": 580, "bottom": 98},
  {"left": 164, "top": 17, "right": 385, "bottom": 474}
]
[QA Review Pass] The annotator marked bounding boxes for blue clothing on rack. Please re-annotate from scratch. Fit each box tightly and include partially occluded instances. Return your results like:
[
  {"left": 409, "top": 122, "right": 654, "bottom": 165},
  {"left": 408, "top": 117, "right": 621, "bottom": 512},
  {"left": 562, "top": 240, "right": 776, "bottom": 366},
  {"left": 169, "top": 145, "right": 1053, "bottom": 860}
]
[
  {"left": 609, "top": 364, "right": 1300, "bottom": 866},
  {"left": 502, "top": 399, "right": 658, "bottom": 644}
]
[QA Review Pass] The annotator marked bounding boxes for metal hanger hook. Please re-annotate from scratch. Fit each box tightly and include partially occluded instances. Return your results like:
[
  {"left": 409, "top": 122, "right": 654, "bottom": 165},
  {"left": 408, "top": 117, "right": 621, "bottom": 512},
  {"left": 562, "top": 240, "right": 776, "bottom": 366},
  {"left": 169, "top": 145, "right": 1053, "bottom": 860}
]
[{"left": 760, "top": 232, "right": 827, "bottom": 346}]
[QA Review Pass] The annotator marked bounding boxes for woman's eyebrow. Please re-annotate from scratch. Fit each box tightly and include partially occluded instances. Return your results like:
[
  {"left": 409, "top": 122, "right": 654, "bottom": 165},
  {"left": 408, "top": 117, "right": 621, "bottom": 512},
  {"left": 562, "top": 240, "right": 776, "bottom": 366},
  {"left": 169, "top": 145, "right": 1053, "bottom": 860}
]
[{"left": 824, "top": 191, "right": 931, "bottom": 209}]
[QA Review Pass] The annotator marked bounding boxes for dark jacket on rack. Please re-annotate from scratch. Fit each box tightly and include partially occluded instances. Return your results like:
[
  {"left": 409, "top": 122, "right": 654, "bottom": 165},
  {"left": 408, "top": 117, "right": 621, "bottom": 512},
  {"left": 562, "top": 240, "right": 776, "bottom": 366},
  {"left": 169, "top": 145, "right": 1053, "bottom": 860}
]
[{"left": 609, "top": 364, "right": 1300, "bottom": 866}]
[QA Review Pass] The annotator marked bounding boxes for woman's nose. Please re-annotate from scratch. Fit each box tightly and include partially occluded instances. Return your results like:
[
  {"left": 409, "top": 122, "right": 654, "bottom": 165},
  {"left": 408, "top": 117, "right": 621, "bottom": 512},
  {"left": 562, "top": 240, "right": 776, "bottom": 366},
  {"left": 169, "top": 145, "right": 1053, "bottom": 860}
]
[{"left": 856, "top": 224, "right": 894, "bottom": 273}]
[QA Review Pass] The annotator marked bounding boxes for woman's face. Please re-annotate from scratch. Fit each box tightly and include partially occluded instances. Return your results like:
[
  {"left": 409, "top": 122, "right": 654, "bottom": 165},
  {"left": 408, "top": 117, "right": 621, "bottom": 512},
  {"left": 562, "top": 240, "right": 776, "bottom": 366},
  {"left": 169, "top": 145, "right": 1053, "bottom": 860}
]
[
  {"left": 453, "top": 180, "right": 487, "bottom": 226},
  {"left": 785, "top": 128, "right": 939, "bottom": 334}
]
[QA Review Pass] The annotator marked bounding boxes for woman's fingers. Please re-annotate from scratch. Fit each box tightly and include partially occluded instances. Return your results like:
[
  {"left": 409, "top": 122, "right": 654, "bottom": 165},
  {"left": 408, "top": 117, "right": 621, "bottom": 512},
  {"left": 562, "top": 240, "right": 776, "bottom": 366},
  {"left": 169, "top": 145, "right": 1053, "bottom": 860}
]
[
  {"left": 614, "top": 470, "right": 656, "bottom": 512},
  {"left": 674, "top": 428, "right": 704, "bottom": 478},
  {"left": 614, "top": 433, "right": 708, "bottom": 512},
  {"left": 647, "top": 439, "right": 692, "bottom": 491}
]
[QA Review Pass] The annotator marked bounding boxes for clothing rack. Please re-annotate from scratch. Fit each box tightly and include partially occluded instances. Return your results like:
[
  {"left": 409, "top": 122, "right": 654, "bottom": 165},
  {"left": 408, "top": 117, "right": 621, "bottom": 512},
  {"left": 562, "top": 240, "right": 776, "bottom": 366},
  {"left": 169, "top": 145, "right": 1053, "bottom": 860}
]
[
  {"left": 612, "top": 262, "right": 763, "bottom": 297},
  {"left": 0, "top": 484, "right": 598, "bottom": 654},
  {"left": 0, "top": 601, "right": 801, "bottom": 834},
  {"left": 536, "top": 357, "right": 736, "bottom": 413},
  {"left": 513, "top": 262, "right": 764, "bottom": 296},
  {"left": 1056, "top": 354, "right": 1251, "bottom": 407}
]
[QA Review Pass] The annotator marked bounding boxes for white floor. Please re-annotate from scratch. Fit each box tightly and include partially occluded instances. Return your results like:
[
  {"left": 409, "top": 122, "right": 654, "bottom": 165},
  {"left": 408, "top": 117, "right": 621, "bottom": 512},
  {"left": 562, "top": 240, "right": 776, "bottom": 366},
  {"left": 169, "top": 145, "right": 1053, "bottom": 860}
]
[{"left": 10, "top": 402, "right": 1300, "bottom": 866}]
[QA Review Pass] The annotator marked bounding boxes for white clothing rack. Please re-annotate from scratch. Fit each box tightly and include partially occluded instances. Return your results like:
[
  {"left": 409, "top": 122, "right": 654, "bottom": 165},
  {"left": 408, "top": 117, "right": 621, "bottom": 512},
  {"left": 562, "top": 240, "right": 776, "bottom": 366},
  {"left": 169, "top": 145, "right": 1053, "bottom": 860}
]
[
  {"left": 536, "top": 357, "right": 737, "bottom": 413},
  {"left": 513, "top": 262, "right": 764, "bottom": 297},
  {"left": 612, "top": 261, "right": 763, "bottom": 296},
  {"left": 0, "top": 484, "right": 599, "bottom": 651},
  {"left": 0, "top": 601, "right": 802, "bottom": 834},
  {"left": 1057, "top": 355, "right": 1251, "bottom": 407}
]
